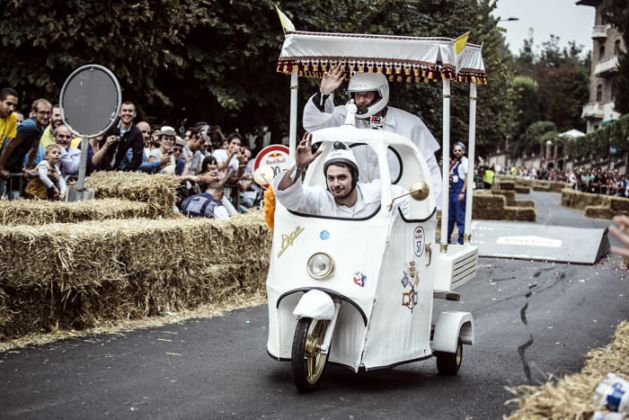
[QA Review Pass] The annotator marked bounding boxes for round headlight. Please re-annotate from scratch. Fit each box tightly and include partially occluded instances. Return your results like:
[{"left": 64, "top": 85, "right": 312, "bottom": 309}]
[{"left": 307, "top": 252, "right": 335, "bottom": 280}]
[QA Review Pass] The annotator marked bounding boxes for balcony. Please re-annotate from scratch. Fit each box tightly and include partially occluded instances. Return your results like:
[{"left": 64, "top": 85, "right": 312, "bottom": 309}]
[
  {"left": 594, "top": 55, "right": 619, "bottom": 76},
  {"left": 592, "top": 25, "right": 607, "bottom": 39},
  {"left": 582, "top": 103, "right": 604, "bottom": 119}
]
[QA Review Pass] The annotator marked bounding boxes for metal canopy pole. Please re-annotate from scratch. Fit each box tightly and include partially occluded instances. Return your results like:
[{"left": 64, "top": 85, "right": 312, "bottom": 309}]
[
  {"left": 440, "top": 80, "right": 451, "bottom": 253},
  {"left": 464, "top": 83, "right": 477, "bottom": 243},
  {"left": 289, "top": 70, "right": 299, "bottom": 163}
]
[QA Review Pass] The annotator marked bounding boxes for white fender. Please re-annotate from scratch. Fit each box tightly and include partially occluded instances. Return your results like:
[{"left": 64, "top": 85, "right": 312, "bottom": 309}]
[
  {"left": 432, "top": 311, "right": 474, "bottom": 353},
  {"left": 293, "top": 290, "right": 336, "bottom": 320}
]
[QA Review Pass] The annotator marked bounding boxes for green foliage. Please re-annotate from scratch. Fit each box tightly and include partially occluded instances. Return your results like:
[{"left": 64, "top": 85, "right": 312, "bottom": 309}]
[
  {"left": 0, "top": 0, "right": 513, "bottom": 149},
  {"left": 565, "top": 114, "right": 629, "bottom": 160},
  {"left": 511, "top": 121, "right": 556, "bottom": 158}
]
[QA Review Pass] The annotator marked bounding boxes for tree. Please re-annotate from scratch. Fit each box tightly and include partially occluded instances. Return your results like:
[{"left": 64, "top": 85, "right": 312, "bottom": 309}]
[
  {"left": 602, "top": 0, "right": 629, "bottom": 114},
  {"left": 0, "top": 0, "right": 514, "bottom": 150}
]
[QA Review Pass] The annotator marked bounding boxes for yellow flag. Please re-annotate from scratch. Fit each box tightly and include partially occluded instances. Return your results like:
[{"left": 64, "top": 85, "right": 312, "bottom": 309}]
[
  {"left": 275, "top": 5, "right": 296, "bottom": 34},
  {"left": 454, "top": 32, "right": 470, "bottom": 55}
]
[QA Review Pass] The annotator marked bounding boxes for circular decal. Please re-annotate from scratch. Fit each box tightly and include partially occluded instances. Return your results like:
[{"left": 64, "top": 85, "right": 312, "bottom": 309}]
[
  {"left": 413, "top": 226, "right": 425, "bottom": 257},
  {"left": 253, "top": 145, "right": 291, "bottom": 184}
]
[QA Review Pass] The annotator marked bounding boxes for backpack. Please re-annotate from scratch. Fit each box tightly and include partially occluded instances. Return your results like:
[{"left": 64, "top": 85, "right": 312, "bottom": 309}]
[{"left": 180, "top": 192, "right": 221, "bottom": 218}]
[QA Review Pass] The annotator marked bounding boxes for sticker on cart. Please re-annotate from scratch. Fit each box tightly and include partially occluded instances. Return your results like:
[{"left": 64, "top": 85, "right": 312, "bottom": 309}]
[
  {"left": 401, "top": 261, "right": 420, "bottom": 312},
  {"left": 353, "top": 271, "right": 367, "bottom": 287},
  {"left": 413, "top": 226, "right": 425, "bottom": 257},
  {"left": 320, "top": 230, "right": 330, "bottom": 240}
]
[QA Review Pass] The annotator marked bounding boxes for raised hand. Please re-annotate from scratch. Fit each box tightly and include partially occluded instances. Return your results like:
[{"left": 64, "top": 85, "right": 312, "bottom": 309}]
[
  {"left": 295, "top": 133, "right": 322, "bottom": 170},
  {"left": 320, "top": 63, "right": 345, "bottom": 95}
]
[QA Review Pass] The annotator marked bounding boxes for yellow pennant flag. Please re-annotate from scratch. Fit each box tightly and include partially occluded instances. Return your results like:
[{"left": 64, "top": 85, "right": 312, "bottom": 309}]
[
  {"left": 275, "top": 5, "right": 296, "bottom": 34},
  {"left": 454, "top": 32, "right": 470, "bottom": 55}
]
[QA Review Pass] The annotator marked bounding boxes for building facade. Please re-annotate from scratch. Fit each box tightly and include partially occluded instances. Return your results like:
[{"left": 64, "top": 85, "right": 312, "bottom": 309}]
[{"left": 577, "top": 0, "right": 626, "bottom": 133}]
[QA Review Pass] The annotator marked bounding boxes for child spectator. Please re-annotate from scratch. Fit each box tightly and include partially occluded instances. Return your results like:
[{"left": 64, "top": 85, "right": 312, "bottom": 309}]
[{"left": 24, "top": 144, "right": 66, "bottom": 200}]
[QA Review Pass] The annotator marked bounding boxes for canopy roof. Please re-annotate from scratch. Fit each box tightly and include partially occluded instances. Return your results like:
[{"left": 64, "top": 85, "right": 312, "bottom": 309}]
[
  {"left": 277, "top": 31, "right": 486, "bottom": 84},
  {"left": 559, "top": 129, "right": 586, "bottom": 139}
]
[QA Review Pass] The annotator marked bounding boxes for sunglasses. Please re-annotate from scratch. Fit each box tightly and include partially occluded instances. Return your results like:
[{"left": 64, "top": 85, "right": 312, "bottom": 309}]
[{"left": 172, "top": 147, "right": 183, "bottom": 153}]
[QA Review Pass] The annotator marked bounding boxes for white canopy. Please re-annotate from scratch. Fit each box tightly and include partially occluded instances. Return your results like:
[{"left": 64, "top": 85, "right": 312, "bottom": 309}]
[
  {"left": 559, "top": 129, "right": 586, "bottom": 139},
  {"left": 277, "top": 31, "right": 486, "bottom": 84}
]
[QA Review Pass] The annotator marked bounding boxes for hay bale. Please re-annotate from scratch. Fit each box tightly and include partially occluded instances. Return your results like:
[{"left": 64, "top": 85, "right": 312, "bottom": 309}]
[
  {"left": 561, "top": 189, "right": 611, "bottom": 210},
  {"left": 550, "top": 181, "right": 569, "bottom": 193},
  {"left": 0, "top": 213, "right": 273, "bottom": 340},
  {"left": 506, "top": 321, "right": 629, "bottom": 419},
  {"left": 584, "top": 206, "right": 616, "bottom": 220},
  {"left": 514, "top": 186, "right": 531, "bottom": 194},
  {"left": 503, "top": 207, "right": 536, "bottom": 221},
  {"left": 86, "top": 171, "right": 179, "bottom": 217},
  {"left": 497, "top": 181, "right": 515, "bottom": 191},
  {"left": 473, "top": 193, "right": 506, "bottom": 219},
  {"left": 609, "top": 196, "right": 629, "bottom": 212},
  {"left": 0, "top": 198, "right": 153, "bottom": 226},
  {"left": 0, "top": 260, "right": 269, "bottom": 340},
  {"left": 532, "top": 184, "right": 552, "bottom": 192},
  {"left": 510, "top": 200, "right": 535, "bottom": 208},
  {"left": 491, "top": 190, "right": 516, "bottom": 205}
]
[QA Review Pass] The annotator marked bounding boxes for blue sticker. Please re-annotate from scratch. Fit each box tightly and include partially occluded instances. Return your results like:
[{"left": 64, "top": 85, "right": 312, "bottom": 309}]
[{"left": 320, "top": 230, "right": 330, "bottom": 240}]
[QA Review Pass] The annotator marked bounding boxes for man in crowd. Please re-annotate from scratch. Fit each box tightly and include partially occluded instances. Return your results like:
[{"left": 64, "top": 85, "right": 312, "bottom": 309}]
[
  {"left": 97, "top": 101, "right": 144, "bottom": 171},
  {"left": 55, "top": 124, "right": 81, "bottom": 176},
  {"left": 0, "top": 87, "right": 19, "bottom": 196},
  {"left": 180, "top": 183, "right": 230, "bottom": 219},
  {"left": 274, "top": 133, "right": 407, "bottom": 218},
  {"left": 182, "top": 125, "right": 206, "bottom": 175},
  {"left": 0, "top": 88, "right": 18, "bottom": 148},
  {"left": 39, "top": 104, "right": 65, "bottom": 148},
  {"left": 0, "top": 98, "right": 51, "bottom": 182},
  {"left": 448, "top": 141, "right": 468, "bottom": 245},
  {"left": 302, "top": 64, "right": 442, "bottom": 204}
]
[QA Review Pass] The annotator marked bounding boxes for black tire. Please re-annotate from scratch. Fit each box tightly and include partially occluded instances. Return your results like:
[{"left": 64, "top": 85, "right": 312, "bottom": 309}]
[
  {"left": 435, "top": 339, "right": 463, "bottom": 375},
  {"left": 291, "top": 317, "right": 330, "bottom": 393}
]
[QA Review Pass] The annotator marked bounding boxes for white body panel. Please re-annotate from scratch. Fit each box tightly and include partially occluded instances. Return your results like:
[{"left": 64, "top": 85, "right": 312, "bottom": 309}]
[
  {"left": 293, "top": 289, "right": 337, "bottom": 321},
  {"left": 432, "top": 311, "right": 474, "bottom": 353}
]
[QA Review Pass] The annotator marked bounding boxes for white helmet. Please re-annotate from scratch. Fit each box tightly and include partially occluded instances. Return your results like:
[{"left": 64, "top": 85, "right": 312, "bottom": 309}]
[
  {"left": 348, "top": 72, "right": 389, "bottom": 119},
  {"left": 324, "top": 143, "right": 359, "bottom": 189}
]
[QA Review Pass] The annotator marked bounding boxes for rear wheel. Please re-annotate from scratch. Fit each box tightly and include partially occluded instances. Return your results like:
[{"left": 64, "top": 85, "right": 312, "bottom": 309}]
[
  {"left": 291, "top": 317, "right": 330, "bottom": 392},
  {"left": 435, "top": 338, "right": 463, "bottom": 375}
]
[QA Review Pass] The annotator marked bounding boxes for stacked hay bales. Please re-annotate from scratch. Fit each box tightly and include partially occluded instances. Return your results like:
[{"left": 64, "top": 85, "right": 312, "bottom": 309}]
[
  {"left": 561, "top": 189, "right": 628, "bottom": 220},
  {"left": 0, "top": 214, "right": 271, "bottom": 340},
  {"left": 507, "top": 321, "right": 628, "bottom": 419},
  {"left": 473, "top": 192, "right": 536, "bottom": 221},
  {"left": 0, "top": 171, "right": 273, "bottom": 342},
  {"left": 0, "top": 199, "right": 155, "bottom": 226},
  {"left": 86, "top": 171, "right": 179, "bottom": 217}
]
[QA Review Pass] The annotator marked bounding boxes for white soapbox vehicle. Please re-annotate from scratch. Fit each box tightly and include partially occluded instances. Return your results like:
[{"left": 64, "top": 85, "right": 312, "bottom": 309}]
[{"left": 265, "top": 124, "right": 478, "bottom": 392}]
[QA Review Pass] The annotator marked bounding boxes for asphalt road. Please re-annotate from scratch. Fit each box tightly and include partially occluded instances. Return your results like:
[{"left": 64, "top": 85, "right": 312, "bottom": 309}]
[{"left": 1, "top": 191, "right": 627, "bottom": 419}]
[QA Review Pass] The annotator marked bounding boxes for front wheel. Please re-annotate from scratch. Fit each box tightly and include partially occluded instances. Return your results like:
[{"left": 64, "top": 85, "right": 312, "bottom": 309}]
[
  {"left": 435, "top": 338, "right": 463, "bottom": 375},
  {"left": 291, "top": 317, "right": 330, "bottom": 392}
]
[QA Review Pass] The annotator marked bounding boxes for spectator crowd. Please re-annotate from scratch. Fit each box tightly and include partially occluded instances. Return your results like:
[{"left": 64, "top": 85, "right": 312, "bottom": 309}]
[
  {"left": 0, "top": 87, "right": 267, "bottom": 219},
  {"left": 494, "top": 165, "right": 629, "bottom": 197}
]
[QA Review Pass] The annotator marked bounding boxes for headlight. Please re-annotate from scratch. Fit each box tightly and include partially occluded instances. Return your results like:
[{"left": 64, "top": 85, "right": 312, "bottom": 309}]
[{"left": 307, "top": 252, "right": 335, "bottom": 280}]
